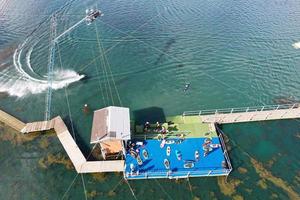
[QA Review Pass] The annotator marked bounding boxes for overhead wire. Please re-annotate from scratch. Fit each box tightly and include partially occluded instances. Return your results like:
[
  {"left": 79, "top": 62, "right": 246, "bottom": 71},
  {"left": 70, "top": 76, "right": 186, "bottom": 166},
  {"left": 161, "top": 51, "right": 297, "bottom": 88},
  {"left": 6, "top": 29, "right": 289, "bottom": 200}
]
[
  {"left": 56, "top": 39, "right": 77, "bottom": 141},
  {"left": 154, "top": 179, "right": 173, "bottom": 200},
  {"left": 95, "top": 23, "right": 123, "bottom": 106},
  {"left": 81, "top": 174, "right": 88, "bottom": 200},
  {"left": 76, "top": 12, "right": 161, "bottom": 73},
  {"left": 99, "top": 20, "right": 266, "bottom": 106},
  {"left": 60, "top": 143, "right": 99, "bottom": 200},
  {"left": 94, "top": 22, "right": 115, "bottom": 105},
  {"left": 91, "top": 49, "right": 107, "bottom": 106}
]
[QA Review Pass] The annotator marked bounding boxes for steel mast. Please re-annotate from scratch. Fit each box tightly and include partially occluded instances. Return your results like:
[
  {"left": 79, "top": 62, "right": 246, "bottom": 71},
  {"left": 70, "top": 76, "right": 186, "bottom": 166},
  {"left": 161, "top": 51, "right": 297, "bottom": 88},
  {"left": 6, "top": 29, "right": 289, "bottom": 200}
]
[{"left": 44, "top": 9, "right": 103, "bottom": 120}]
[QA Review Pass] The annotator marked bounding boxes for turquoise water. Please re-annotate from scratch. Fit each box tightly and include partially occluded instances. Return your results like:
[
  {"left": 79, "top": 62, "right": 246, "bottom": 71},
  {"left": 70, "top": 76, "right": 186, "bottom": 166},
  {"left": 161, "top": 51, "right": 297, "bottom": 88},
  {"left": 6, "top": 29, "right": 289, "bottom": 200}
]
[{"left": 0, "top": 0, "right": 300, "bottom": 199}]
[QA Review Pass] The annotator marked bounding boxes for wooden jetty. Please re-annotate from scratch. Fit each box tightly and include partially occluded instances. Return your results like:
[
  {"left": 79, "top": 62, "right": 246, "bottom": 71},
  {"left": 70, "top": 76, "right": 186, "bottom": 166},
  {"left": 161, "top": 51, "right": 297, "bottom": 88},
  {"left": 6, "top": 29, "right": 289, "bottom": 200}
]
[
  {"left": 0, "top": 110, "right": 124, "bottom": 173},
  {"left": 22, "top": 116, "right": 124, "bottom": 173},
  {"left": 0, "top": 110, "right": 26, "bottom": 131},
  {"left": 2, "top": 103, "right": 300, "bottom": 174},
  {"left": 183, "top": 103, "right": 300, "bottom": 124}
]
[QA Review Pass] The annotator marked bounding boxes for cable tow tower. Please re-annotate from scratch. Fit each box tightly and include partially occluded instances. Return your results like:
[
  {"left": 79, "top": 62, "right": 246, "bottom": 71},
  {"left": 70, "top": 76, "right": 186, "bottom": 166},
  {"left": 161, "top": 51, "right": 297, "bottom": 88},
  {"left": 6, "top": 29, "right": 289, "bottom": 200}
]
[{"left": 44, "top": 9, "right": 103, "bottom": 120}]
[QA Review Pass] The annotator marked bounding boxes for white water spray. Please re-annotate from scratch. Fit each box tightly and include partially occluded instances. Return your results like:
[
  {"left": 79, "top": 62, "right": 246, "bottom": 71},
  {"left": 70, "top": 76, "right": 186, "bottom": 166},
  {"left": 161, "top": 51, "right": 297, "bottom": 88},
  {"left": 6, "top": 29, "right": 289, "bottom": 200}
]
[
  {"left": 0, "top": 38, "right": 84, "bottom": 97},
  {"left": 292, "top": 42, "right": 300, "bottom": 49}
]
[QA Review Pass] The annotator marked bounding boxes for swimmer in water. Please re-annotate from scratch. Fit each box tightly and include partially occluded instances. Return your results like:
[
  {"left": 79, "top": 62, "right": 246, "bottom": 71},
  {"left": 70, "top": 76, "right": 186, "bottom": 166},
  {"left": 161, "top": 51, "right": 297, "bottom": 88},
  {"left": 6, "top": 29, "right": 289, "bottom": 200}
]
[
  {"left": 83, "top": 104, "right": 90, "bottom": 114},
  {"left": 184, "top": 83, "right": 190, "bottom": 92}
]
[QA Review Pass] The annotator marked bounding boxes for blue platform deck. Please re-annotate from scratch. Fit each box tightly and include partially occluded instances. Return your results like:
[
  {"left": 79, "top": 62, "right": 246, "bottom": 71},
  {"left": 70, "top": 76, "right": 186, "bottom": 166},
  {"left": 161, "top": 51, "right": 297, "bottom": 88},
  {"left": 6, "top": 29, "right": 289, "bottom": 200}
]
[{"left": 124, "top": 137, "right": 230, "bottom": 179}]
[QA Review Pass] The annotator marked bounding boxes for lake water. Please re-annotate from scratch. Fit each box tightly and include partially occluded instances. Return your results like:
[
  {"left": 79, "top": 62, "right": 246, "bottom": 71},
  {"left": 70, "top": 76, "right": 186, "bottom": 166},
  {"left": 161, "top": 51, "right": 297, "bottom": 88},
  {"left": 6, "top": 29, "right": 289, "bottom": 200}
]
[{"left": 0, "top": 0, "right": 300, "bottom": 199}]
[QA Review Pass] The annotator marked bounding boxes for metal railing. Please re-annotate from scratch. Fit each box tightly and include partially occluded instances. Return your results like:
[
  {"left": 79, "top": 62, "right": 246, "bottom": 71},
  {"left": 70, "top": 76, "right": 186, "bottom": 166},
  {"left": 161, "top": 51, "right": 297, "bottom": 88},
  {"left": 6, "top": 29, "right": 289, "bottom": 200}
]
[
  {"left": 182, "top": 103, "right": 299, "bottom": 116},
  {"left": 215, "top": 125, "right": 233, "bottom": 171},
  {"left": 124, "top": 167, "right": 231, "bottom": 179}
]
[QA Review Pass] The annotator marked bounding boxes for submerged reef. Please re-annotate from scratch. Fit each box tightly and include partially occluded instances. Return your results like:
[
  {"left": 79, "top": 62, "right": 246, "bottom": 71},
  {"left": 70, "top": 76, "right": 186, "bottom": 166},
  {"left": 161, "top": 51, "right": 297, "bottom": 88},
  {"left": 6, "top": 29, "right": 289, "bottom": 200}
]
[
  {"left": 250, "top": 157, "right": 299, "bottom": 199},
  {"left": 38, "top": 153, "right": 74, "bottom": 170},
  {"left": 90, "top": 173, "right": 107, "bottom": 182}
]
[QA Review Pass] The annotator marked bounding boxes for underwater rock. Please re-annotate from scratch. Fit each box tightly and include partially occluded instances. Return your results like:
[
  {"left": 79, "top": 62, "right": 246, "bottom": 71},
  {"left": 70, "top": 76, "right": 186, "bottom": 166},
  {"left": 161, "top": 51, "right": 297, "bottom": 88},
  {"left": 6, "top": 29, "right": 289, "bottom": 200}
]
[
  {"left": 38, "top": 153, "right": 74, "bottom": 170},
  {"left": 107, "top": 190, "right": 116, "bottom": 197},
  {"left": 257, "top": 179, "right": 267, "bottom": 189},
  {"left": 273, "top": 96, "right": 297, "bottom": 105},
  {"left": 192, "top": 196, "right": 200, "bottom": 200},
  {"left": 90, "top": 173, "right": 107, "bottom": 182},
  {"left": 271, "top": 193, "right": 279, "bottom": 199},
  {"left": 217, "top": 177, "right": 242, "bottom": 196},
  {"left": 237, "top": 167, "right": 248, "bottom": 174},
  {"left": 250, "top": 158, "right": 299, "bottom": 199},
  {"left": 39, "top": 137, "right": 49, "bottom": 149},
  {"left": 266, "top": 156, "right": 277, "bottom": 168},
  {"left": 86, "top": 190, "right": 98, "bottom": 198},
  {"left": 233, "top": 195, "right": 244, "bottom": 200},
  {"left": 0, "top": 123, "right": 40, "bottom": 145},
  {"left": 244, "top": 188, "right": 252, "bottom": 194}
]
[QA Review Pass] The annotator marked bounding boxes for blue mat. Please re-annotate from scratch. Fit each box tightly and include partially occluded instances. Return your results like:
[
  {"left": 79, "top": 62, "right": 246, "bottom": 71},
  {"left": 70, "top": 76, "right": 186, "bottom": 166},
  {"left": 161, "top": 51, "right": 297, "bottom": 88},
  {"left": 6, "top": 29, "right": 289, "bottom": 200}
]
[{"left": 125, "top": 137, "right": 227, "bottom": 179}]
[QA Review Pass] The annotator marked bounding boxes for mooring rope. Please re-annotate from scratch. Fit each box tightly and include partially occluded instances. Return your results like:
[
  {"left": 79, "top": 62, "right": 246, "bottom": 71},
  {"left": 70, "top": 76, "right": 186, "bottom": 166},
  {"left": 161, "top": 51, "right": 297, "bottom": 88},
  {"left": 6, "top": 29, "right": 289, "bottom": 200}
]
[
  {"left": 187, "top": 178, "right": 194, "bottom": 199},
  {"left": 61, "top": 143, "right": 98, "bottom": 200},
  {"left": 81, "top": 174, "right": 88, "bottom": 200},
  {"left": 125, "top": 180, "right": 138, "bottom": 200},
  {"left": 154, "top": 179, "right": 173, "bottom": 200},
  {"left": 111, "top": 178, "right": 124, "bottom": 192},
  {"left": 61, "top": 173, "right": 79, "bottom": 200}
]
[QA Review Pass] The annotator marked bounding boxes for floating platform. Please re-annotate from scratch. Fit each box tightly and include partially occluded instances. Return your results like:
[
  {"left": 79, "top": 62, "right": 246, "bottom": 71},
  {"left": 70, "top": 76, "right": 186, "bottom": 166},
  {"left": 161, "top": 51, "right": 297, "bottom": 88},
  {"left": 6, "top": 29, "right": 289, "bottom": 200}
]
[{"left": 124, "top": 116, "right": 232, "bottom": 180}]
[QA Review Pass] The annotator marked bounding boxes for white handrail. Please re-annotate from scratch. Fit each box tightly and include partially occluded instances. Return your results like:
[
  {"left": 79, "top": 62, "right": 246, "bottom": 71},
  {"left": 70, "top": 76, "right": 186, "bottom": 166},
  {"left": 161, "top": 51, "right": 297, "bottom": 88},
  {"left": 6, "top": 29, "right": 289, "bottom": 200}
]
[{"left": 182, "top": 103, "right": 298, "bottom": 116}]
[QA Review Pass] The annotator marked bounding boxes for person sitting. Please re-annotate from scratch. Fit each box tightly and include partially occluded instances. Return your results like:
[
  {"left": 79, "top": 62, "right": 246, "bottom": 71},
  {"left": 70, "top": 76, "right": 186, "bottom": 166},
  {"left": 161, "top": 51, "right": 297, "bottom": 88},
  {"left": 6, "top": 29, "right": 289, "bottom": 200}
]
[
  {"left": 144, "top": 122, "right": 150, "bottom": 132},
  {"left": 161, "top": 126, "right": 167, "bottom": 135},
  {"left": 155, "top": 122, "right": 162, "bottom": 132}
]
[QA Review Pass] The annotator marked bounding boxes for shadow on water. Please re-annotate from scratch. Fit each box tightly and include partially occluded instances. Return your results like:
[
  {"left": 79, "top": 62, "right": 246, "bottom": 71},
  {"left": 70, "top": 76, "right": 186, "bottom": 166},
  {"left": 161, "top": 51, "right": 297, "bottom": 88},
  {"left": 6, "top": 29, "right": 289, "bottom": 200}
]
[
  {"left": 133, "top": 106, "right": 166, "bottom": 124},
  {"left": 273, "top": 95, "right": 298, "bottom": 104},
  {"left": 62, "top": 116, "right": 95, "bottom": 160},
  {"left": 154, "top": 38, "right": 176, "bottom": 65}
]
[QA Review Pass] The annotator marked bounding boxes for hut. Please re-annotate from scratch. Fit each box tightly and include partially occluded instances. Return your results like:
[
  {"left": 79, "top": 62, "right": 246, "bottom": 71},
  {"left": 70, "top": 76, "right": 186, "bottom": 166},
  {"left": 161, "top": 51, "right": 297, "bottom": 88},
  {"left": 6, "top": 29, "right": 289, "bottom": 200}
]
[{"left": 90, "top": 106, "right": 130, "bottom": 160}]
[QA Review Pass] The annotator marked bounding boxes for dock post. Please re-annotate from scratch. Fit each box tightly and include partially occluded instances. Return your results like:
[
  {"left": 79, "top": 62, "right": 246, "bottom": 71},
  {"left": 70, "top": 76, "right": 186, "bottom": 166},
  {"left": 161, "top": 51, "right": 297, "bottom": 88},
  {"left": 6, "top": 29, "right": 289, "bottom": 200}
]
[
  {"left": 265, "top": 112, "right": 271, "bottom": 119},
  {"left": 207, "top": 170, "right": 212, "bottom": 176}
]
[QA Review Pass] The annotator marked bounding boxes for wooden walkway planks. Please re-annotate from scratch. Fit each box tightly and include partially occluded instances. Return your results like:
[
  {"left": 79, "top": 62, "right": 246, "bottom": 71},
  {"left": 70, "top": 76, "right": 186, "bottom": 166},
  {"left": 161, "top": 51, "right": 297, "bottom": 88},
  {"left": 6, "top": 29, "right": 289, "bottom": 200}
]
[
  {"left": 21, "top": 120, "right": 55, "bottom": 133},
  {"left": 201, "top": 107, "right": 300, "bottom": 124},
  {"left": 16, "top": 114, "right": 124, "bottom": 173},
  {"left": 0, "top": 110, "right": 26, "bottom": 131},
  {"left": 55, "top": 130, "right": 86, "bottom": 172},
  {"left": 80, "top": 160, "right": 125, "bottom": 173}
]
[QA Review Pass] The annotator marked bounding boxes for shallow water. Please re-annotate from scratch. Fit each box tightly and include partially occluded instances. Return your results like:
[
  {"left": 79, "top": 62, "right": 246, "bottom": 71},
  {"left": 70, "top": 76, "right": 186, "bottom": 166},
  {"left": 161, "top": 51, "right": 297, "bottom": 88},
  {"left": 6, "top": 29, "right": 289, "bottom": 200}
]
[{"left": 0, "top": 0, "right": 300, "bottom": 199}]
